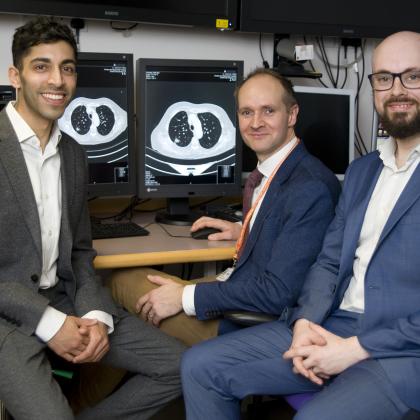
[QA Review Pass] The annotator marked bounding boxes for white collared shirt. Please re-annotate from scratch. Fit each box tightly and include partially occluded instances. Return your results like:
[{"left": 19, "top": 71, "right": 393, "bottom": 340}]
[
  {"left": 6, "top": 102, "right": 113, "bottom": 341},
  {"left": 182, "top": 137, "right": 299, "bottom": 316},
  {"left": 340, "top": 138, "right": 420, "bottom": 313}
]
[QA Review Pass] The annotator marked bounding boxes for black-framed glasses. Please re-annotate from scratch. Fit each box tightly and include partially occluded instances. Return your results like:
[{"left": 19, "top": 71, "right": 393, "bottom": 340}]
[{"left": 368, "top": 70, "right": 420, "bottom": 91}]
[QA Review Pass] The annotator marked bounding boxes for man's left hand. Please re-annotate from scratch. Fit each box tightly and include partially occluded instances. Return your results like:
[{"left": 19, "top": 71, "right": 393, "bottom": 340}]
[
  {"left": 283, "top": 323, "right": 369, "bottom": 384},
  {"left": 73, "top": 321, "right": 109, "bottom": 363},
  {"left": 135, "top": 275, "right": 184, "bottom": 326}
]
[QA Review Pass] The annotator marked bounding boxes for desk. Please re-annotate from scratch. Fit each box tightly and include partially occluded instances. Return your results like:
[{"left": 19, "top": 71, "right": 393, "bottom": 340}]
[{"left": 93, "top": 212, "right": 236, "bottom": 271}]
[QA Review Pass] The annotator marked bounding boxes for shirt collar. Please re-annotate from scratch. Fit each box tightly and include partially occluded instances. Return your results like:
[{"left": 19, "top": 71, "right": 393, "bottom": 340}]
[
  {"left": 6, "top": 101, "right": 62, "bottom": 148},
  {"left": 378, "top": 137, "right": 420, "bottom": 172},
  {"left": 257, "top": 137, "right": 298, "bottom": 178}
]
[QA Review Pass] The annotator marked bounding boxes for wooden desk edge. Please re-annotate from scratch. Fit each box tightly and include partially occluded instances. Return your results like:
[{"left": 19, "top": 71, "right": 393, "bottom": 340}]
[{"left": 94, "top": 247, "right": 236, "bottom": 269}]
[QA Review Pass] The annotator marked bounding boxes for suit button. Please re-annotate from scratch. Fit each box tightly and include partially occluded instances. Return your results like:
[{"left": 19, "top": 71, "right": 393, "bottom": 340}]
[{"left": 31, "top": 274, "right": 39, "bottom": 283}]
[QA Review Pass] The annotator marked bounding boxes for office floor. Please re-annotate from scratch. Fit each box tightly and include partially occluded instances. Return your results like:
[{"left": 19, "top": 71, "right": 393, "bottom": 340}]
[{"left": 150, "top": 396, "right": 296, "bottom": 420}]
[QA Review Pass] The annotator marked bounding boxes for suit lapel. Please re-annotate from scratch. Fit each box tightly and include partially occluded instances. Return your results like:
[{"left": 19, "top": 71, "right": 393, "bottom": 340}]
[
  {"left": 0, "top": 111, "right": 42, "bottom": 259},
  {"left": 340, "top": 156, "right": 383, "bottom": 269},
  {"left": 59, "top": 137, "right": 75, "bottom": 255},
  {"left": 237, "top": 143, "right": 306, "bottom": 267},
  {"left": 376, "top": 163, "right": 420, "bottom": 247}
]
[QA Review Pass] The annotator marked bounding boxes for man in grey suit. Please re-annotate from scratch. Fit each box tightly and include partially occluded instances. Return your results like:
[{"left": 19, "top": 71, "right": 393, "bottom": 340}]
[{"left": 0, "top": 17, "right": 185, "bottom": 420}]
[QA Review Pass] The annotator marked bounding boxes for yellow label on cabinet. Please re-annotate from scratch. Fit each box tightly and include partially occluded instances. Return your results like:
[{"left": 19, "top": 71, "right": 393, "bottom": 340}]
[{"left": 216, "top": 19, "right": 230, "bottom": 29}]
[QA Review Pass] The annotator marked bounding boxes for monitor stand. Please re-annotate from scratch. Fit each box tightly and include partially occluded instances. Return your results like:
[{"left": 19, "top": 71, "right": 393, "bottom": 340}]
[{"left": 155, "top": 197, "right": 200, "bottom": 226}]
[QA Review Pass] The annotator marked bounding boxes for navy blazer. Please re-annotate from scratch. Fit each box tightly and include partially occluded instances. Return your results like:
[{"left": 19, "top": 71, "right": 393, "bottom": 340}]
[
  {"left": 194, "top": 142, "right": 341, "bottom": 321},
  {"left": 289, "top": 151, "right": 420, "bottom": 410}
]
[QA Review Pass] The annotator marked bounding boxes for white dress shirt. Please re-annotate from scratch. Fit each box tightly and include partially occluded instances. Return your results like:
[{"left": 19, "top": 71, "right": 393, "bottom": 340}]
[
  {"left": 340, "top": 138, "right": 420, "bottom": 313},
  {"left": 182, "top": 137, "right": 299, "bottom": 316},
  {"left": 6, "top": 102, "right": 113, "bottom": 341}
]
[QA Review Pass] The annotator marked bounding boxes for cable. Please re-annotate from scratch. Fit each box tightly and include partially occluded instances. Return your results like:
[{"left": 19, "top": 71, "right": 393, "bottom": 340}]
[
  {"left": 308, "top": 59, "right": 329, "bottom": 88},
  {"left": 110, "top": 21, "right": 138, "bottom": 31},
  {"left": 334, "top": 43, "right": 341, "bottom": 88},
  {"left": 259, "top": 33, "right": 270, "bottom": 68},
  {"left": 340, "top": 46, "right": 349, "bottom": 89},
  {"left": 90, "top": 196, "right": 141, "bottom": 222},
  {"left": 315, "top": 37, "right": 336, "bottom": 87},
  {"left": 353, "top": 45, "right": 368, "bottom": 155},
  {"left": 320, "top": 37, "right": 336, "bottom": 87}
]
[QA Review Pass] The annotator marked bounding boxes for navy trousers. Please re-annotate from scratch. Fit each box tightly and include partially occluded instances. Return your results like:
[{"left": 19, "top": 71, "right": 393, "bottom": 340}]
[{"left": 181, "top": 311, "right": 410, "bottom": 420}]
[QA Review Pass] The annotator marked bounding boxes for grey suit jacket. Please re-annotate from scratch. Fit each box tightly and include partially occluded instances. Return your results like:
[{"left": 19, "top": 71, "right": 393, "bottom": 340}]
[{"left": 0, "top": 109, "right": 118, "bottom": 346}]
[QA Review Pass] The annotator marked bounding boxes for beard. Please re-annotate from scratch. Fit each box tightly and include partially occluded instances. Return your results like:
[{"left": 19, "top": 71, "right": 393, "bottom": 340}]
[{"left": 379, "top": 96, "right": 420, "bottom": 140}]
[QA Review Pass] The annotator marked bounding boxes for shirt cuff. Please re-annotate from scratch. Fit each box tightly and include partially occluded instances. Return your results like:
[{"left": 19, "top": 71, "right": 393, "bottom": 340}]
[
  {"left": 35, "top": 306, "right": 67, "bottom": 342},
  {"left": 83, "top": 311, "right": 114, "bottom": 334},
  {"left": 182, "top": 284, "right": 196, "bottom": 316}
]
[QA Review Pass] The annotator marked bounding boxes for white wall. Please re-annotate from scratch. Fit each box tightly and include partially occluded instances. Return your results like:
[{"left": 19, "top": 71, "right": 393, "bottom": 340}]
[
  {"left": 0, "top": 13, "right": 377, "bottom": 153},
  {"left": 0, "top": 14, "right": 272, "bottom": 83}
]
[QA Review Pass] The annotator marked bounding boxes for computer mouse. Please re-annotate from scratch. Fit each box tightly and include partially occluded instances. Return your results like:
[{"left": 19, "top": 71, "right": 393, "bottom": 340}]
[{"left": 191, "top": 227, "right": 222, "bottom": 240}]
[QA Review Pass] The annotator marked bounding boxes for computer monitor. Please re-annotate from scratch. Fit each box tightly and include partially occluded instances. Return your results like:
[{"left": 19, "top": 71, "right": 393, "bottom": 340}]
[
  {"left": 293, "top": 86, "right": 355, "bottom": 180},
  {"left": 242, "top": 85, "right": 355, "bottom": 180},
  {"left": 137, "top": 58, "right": 243, "bottom": 225},
  {"left": 0, "top": 85, "right": 16, "bottom": 112},
  {"left": 58, "top": 52, "right": 135, "bottom": 197}
]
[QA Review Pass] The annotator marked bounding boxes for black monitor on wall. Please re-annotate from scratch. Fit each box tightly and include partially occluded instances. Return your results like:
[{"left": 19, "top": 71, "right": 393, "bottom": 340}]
[
  {"left": 137, "top": 58, "right": 243, "bottom": 225},
  {"left": 294, "top": 86, "right": 355, "bottom": 180},
  {"left": 0, "top": 0, "right": 238, "bottom": 30},
  {"left": 58, "top": 52, "right": 136, "bottom": 197},
  {"left": 240, "top": 0, "right": 420, "bottom": 38}
]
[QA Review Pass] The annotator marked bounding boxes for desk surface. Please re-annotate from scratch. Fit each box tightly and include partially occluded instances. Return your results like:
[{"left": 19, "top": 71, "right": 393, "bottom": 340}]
[{"left": 93, "top": 212, "right": 236, "bottom": 269}]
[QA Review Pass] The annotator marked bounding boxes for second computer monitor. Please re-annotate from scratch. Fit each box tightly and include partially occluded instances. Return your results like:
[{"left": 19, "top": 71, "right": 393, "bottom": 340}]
[
  {"left": 58, "top": 52, "right": 136, "bottom": 197},
  {"left": 137, "top": 58, "right": 243, "bottom": 225},
  {"left": 293, "top": 86, "right": 355, "bottom": 180}
]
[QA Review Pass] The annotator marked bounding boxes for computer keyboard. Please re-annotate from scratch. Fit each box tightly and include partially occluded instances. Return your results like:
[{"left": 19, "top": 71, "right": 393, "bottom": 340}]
[
  {"left": 205, "top": 205, "right": 243, "bottom": 223},
  {"left": 91, "top": 221, "right": 149, "bottom": 240}
]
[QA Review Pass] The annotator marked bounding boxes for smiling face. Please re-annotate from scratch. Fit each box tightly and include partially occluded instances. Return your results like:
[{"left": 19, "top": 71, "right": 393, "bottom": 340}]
[
  {"left": 237, "top": 74, "right": 298, "bottom": 162},
  {"left": 372, "top": 32, "right": 420, "bottom": 141},
  {"left": 9, "top": 40, "right": 77, "bottom": 132}
]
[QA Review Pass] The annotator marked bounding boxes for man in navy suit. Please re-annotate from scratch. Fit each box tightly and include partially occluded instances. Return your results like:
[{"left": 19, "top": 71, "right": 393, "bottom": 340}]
[
  {"left": 110, "top": 68, "right": 340, "bottom": 346},
  {"left": 181, "top": 31, "right": 420, "bottom": 420}
]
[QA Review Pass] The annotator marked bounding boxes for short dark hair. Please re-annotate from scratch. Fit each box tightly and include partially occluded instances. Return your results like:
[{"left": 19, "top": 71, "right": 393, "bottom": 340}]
[
  {"left": 12, "top": 17, "right": 77, "bottom": 69},
  {"left": 235, "top": 67, "right": 298, "bottom": 110}
]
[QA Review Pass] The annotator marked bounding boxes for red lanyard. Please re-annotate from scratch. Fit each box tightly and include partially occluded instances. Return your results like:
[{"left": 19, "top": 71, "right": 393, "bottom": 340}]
[{"left": 233, "top": 139, "right": 300, "bottom": 265}]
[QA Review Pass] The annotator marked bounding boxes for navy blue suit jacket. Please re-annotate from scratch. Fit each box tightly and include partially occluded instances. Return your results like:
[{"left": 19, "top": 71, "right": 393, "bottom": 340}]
[
  {"left": 194, "top": 142, "right": 341, "bottom": 321},
  {"left": 289, "top": 151, "right": 420, "bottom": 410}
]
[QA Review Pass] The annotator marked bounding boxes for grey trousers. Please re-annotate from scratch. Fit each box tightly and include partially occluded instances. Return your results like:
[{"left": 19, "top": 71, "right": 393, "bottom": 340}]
[{"left": 0, "top": 306, "right": 185, "bottom": 420}]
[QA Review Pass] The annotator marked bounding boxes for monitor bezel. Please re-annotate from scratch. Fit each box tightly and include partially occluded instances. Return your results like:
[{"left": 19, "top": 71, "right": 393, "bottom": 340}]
[
  {"left": 136, "top": 57, "right": 243, "bottom": 200},
  {"left": 293, "top": 85, "right": 355, "bottom": 181},
  {"left": 73, "top": 51, "right": 136, "bottom": 198}
]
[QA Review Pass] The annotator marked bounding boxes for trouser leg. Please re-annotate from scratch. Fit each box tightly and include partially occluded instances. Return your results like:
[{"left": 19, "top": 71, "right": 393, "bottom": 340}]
[
  {"left": 110, "top": 267, "right": 219, "bottom": 346},
  {"left": 181, "top": 321, "right": 319, "bottom": 420},
  {"left": 295, "top": 359, "right": 410, "bottom": 420},
  {"left": 0, "top": 330, "right": 73, "bottom": 420},
  {"left": 77, "top": 309, "right": 186, "bottom": 420}
]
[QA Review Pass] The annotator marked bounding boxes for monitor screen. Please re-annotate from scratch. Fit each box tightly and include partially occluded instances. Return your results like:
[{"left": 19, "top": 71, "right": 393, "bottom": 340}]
[
  {"left": 58, "top": 52, "right": 135, "bottom": 197},
  {"left": 242, "top": 86, "right": 355, "bottom": 180},
  {"left": 240, "top": 0, "right": 420, "bottom": 38},
  {"left": 0, "top": 0, "right": 238, "bottom": 30},
  {"left": 0, "top": 85, "right": 16, "bottom": 112},
  {"left": 293, "top": 86, "right": 355, "bottom": 180},
  {"left": 137, "top": 58, "right": 243, "bottom": 225}
]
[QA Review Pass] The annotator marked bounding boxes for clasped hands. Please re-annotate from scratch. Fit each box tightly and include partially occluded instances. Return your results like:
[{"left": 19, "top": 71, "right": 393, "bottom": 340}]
[
  {"left": 48, "top": 316, "right": 109, "bottom": 364},
  {"left": 283, "top": 319, "right": 369, "bottom": 386}
]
